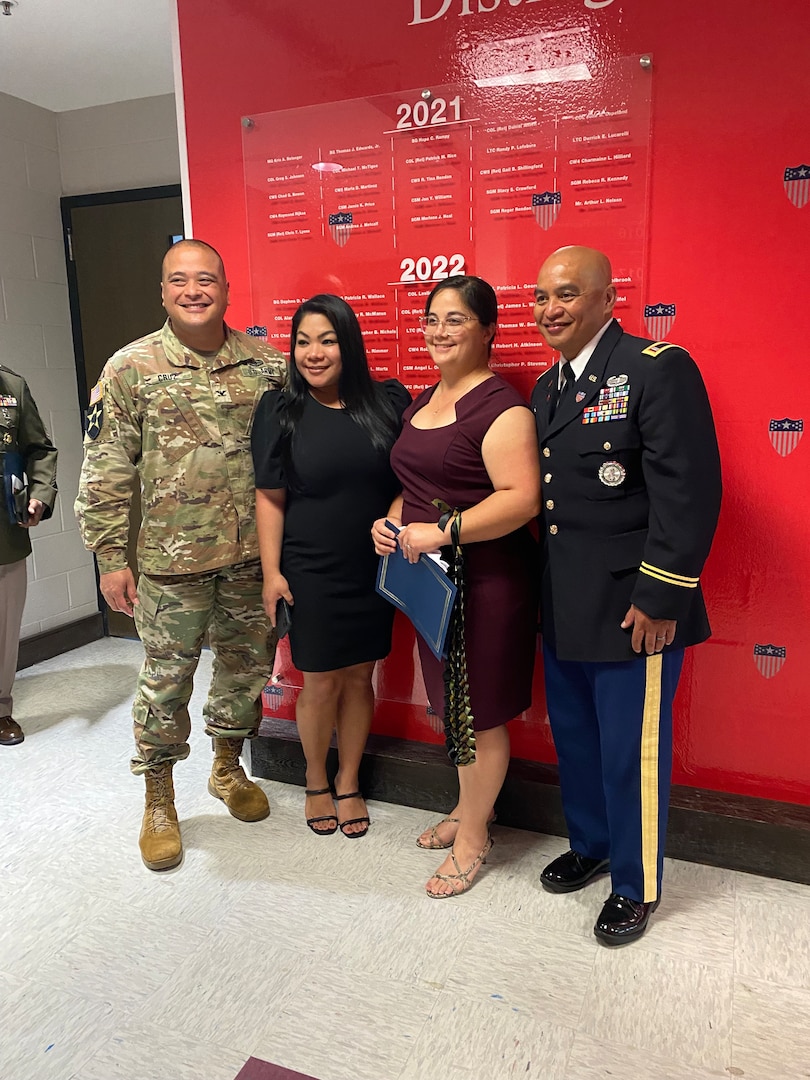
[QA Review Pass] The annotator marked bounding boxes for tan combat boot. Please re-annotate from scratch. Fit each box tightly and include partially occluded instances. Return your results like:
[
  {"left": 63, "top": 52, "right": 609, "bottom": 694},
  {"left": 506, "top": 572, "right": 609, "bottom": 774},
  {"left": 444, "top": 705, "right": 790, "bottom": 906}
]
[
  {"left": 139, "top": 763, "right": 182, "bottom": 871},
  {"left": 208, "top": 738, "right": 270, "bottom": 822}
]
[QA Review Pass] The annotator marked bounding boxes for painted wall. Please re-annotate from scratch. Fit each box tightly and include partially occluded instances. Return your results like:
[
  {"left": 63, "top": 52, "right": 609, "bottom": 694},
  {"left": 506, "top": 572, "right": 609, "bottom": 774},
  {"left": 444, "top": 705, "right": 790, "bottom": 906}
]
[
  {"left": 0, "top": 90, "right": 183, "bottom": 639},
  {"left": 58, "top": 94, "right": 181, "bottom": 197},
  {"left": 0, "top": 91, "right": 97, "bottom": 638},
  {"left": 176, "top": 0, "right": 810, "bottom": 805}
]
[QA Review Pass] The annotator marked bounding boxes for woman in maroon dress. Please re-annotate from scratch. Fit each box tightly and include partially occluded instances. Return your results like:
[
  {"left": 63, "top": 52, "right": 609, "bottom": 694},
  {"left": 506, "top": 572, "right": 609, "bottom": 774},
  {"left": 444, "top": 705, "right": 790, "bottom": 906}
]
[{"left": 372, "top": 276, "right": 540, "bottom": 897}]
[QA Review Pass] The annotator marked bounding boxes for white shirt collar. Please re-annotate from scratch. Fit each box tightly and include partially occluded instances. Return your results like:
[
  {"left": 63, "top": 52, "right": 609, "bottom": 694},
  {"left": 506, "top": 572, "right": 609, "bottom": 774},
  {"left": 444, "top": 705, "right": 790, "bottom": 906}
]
[{"left": 558, "top": 318, "right": 615, "bottom": 386}]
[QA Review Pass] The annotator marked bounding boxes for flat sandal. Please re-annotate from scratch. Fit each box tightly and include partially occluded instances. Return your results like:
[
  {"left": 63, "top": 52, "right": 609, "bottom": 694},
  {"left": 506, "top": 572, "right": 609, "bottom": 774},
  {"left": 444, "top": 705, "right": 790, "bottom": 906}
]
[{"left": 304, "top": 787, "right": 338, "bottom": 835}]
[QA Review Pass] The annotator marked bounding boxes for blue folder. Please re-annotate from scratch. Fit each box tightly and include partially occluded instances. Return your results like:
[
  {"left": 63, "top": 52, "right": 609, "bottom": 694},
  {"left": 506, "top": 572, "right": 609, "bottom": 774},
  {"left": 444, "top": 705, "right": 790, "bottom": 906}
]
[{"left": 375, "top": 522, "right": 457, "bottom": 660}]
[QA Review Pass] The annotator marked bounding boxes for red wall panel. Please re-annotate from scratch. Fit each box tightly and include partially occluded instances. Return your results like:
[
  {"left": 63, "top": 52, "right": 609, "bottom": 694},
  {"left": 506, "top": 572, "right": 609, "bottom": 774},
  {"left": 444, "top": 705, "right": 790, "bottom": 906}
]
[{"left": 177, "top": 0, "right": 810, "bottom": 805}]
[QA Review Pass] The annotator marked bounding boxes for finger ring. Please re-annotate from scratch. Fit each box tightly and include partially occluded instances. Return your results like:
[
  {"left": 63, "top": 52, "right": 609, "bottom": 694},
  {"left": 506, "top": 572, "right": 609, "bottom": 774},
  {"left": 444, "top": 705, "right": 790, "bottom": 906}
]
[{"left": 655, "top": 634, "right": 665, "bottom": 639}]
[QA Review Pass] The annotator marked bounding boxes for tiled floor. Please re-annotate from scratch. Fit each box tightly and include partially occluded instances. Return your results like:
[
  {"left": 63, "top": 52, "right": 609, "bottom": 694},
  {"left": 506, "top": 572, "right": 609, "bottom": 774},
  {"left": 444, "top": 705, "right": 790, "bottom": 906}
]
[{"left": 2, "top": 638, "right": 810, "bottom": 1080}]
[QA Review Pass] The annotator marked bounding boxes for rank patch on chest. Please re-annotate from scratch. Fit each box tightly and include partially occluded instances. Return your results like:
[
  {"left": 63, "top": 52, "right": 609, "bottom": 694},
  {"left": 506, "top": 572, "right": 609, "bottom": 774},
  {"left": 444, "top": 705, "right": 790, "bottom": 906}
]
[
  {"left": 582, "top": 384, "right": 629, "bottom": 424},
  {"left": 213, "top": 386, "right": 232, "bottom": 402},
  {"left": 598, "top": 460, "right": 626, "bottom": 487},
  {"left": 246, "top": 362, "right": 280, "bottom": 378}
]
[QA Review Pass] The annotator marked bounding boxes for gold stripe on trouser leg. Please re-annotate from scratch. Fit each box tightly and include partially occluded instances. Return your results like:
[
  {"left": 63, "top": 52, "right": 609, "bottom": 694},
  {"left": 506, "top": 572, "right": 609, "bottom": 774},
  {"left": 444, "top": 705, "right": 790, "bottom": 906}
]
[{"left": 640, "top": 654, "right": 663, "bottom": 903}]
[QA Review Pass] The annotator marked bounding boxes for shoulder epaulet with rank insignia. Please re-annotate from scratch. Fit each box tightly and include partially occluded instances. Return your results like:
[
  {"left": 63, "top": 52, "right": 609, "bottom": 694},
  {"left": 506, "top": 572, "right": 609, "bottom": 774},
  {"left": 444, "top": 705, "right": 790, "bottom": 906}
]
[{"left": 641, "top": 341, "right": 680, "bottom": 357}]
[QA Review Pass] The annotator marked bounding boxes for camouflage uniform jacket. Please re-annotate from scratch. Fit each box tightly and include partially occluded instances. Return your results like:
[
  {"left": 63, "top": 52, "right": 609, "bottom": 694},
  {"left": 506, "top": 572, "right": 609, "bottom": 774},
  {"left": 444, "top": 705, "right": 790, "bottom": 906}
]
[{"left": 75, "top": 321, "right": 286, "bottom": 576}]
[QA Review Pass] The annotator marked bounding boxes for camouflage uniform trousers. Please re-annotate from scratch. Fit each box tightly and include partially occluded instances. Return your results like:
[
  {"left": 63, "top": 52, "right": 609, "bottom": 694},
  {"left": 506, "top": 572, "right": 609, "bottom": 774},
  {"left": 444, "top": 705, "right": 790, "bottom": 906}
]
[{"left": 130, "top": 559, "right": 274, "bottom": 774}]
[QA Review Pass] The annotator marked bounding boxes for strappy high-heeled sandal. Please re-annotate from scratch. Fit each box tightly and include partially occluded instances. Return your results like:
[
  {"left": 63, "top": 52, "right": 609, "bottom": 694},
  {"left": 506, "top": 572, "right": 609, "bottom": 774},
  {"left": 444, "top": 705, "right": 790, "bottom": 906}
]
[
  {"left": 416, "top": 816, "right": 460, "bottom": 849},
  {"left": 425, "top": 835, "right": 494, "bottom": 898},
  {"left": 416, "top": 813, "right": 497, "bottom": 850},
  {"left": 334, "top": 791, "right": 370, "bottom": 838},
  {"left": 304, "top": 787, "right": 338, "bottom": 835}
]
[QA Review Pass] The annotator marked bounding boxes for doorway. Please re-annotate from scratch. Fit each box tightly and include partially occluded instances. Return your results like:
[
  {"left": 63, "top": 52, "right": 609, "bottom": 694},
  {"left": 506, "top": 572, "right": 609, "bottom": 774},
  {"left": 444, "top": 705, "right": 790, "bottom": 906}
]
[{"left": 63, "top": 186, "right": 184, "bottom": 638}]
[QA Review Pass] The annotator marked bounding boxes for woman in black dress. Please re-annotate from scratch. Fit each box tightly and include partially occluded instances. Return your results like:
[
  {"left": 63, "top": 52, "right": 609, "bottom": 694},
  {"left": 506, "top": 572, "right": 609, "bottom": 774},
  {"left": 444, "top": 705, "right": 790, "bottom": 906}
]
[
  {"left": 252, "top": 295, "right": 410, "bottom": 836},
  {"left": 372, "top": 276, "right": 540, "bottom": 895}
]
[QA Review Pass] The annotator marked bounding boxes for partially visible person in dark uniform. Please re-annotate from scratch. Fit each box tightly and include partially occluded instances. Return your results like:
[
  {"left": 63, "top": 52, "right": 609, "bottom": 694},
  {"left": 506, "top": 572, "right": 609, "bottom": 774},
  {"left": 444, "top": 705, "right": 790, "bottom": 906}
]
[
  {"left": 0, "top": 366, "right": 58, "bottom": 746},
  {"left": 530, "top": 246, "right": 721, "bottom": 945}
]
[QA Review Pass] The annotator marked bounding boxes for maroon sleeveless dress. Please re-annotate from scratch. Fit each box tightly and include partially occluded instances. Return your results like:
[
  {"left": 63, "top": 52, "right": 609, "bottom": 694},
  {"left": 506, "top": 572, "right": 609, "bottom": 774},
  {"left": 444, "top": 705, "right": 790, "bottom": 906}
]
[{"left": 390, "top": 376, "right": 539, "bottom": 730}]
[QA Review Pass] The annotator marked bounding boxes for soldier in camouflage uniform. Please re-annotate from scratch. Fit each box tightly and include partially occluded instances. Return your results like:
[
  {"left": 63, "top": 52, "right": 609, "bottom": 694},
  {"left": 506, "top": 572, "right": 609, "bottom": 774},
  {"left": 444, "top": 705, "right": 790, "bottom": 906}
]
[{"left": 75, "top": 239, "right": 287, "bottom": 871}]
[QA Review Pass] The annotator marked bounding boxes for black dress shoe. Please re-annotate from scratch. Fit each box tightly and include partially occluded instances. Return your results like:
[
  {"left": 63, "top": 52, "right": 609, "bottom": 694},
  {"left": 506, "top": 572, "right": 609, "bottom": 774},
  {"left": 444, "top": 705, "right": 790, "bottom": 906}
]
[
  {"left": 0, "top": 715, "right": 24, "bottom": 746},
  {"left": 540, "top": 850, "right": 610, "bottom": 893},
  {"left": 594, "top": 892, "right": 660, "bottom": 946}
]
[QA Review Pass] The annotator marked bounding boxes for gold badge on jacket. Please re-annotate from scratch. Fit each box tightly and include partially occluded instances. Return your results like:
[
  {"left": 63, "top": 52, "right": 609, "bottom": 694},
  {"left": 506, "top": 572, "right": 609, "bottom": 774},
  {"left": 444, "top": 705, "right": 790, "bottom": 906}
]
[{"left": 598, "top": 460, "right": 626, "bottom": 487}]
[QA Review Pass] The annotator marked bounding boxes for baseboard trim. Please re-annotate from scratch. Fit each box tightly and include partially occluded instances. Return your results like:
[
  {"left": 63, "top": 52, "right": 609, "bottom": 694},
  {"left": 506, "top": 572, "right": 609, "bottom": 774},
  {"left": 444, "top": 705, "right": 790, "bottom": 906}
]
[
  {"left": 248, "top": 718, "right": 810, "bottom": 886},
  {"left": 17, "top": 613, "right": 104, "bottom": 670}
]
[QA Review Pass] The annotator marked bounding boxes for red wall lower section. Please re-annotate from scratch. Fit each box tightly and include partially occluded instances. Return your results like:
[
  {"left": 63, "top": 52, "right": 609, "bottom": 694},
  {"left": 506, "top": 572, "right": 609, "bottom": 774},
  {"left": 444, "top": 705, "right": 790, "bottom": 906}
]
[{"left": 178, "top": 0, "right": 810, "bottom": 806}]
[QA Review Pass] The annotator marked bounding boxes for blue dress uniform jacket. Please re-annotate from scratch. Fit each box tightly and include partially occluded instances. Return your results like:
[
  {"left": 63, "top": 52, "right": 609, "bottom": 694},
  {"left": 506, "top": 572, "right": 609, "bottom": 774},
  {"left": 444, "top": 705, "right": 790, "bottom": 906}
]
[{"left": 530, "top": 320, "right": 722, "bottom": 663}]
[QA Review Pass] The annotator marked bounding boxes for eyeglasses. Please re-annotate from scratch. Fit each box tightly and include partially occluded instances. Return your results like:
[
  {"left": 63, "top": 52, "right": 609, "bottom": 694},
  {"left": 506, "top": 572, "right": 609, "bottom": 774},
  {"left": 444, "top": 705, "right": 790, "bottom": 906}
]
[{"left": 418, "top": 314, "right": 480, "bottom": 335}]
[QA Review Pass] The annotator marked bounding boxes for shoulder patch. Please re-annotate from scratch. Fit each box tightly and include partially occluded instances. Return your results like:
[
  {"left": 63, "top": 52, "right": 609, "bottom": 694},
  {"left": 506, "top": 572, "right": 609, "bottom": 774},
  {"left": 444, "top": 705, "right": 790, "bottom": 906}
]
[
  {"left": 85, "top": 400, "right": 104, "bottom": 440},
  {"left": 89, "top": 380, "right": 104, "bottom": 405},
  {"left": 642, "top": 341, "right": 680, "bottom": 357}
]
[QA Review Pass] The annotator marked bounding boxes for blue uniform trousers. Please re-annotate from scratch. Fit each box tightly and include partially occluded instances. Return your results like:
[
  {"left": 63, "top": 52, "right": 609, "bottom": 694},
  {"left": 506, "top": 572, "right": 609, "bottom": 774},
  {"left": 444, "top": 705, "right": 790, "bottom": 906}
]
[{"left": 543, "top": 642, "right": 684, "bottom": 903}]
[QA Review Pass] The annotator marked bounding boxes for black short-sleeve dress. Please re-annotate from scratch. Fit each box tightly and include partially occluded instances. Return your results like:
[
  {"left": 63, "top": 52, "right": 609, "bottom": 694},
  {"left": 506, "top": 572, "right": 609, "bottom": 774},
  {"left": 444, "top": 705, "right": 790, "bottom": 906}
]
[
  {"left": 252, "top": 380, "right": 411, "bottom": 672},
  {"left": 390, "top": 375, "right": 539, "bottom": 730}
]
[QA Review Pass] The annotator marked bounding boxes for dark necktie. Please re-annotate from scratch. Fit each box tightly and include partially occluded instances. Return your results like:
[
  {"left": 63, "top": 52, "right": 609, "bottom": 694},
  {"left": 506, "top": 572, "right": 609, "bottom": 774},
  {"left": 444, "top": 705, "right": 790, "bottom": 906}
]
[{"left": 550, "top": 361, "right": 575, "bottom": 420}]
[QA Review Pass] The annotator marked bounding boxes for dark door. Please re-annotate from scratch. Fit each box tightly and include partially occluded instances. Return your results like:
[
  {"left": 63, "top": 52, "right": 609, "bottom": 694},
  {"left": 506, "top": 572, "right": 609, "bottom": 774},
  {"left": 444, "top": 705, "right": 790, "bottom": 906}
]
[{"left": 63, "top": 186, "right": 184, "bottom": 638}]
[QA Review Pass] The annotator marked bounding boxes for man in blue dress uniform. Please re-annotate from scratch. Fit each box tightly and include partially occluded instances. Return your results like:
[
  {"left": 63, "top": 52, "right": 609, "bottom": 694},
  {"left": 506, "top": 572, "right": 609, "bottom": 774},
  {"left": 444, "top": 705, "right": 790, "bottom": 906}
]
[{"left": 530, "top": 246, "right": 721, "bottom": 944}]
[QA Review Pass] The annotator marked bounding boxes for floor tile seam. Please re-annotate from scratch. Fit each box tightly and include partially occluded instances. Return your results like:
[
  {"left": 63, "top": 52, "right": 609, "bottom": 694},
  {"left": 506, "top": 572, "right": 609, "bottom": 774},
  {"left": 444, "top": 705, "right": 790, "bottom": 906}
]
[
  {"left": 388, "top": 989, "right": 509, "bottom": 1080},
  {"left": 656, "top": 881, "right": 739, "bottom": 905},
  {"left": 434, "top": 971, "right": 590, "bottom": 1019},
  {"left": 562, "top": 1029, "right": 731, "bottom": 1080},
  {"left": 571, "top": 936, "right": 601, "bottom": 1033},
  {"left": 13, "top": 960, "right": 194, "bottom": 1005},
  {"left": 733, "top": 889, "right": 810, "bottom": 916},
  {"left": 309, "top": 949, "right": 457, "bottom": 994},
  {"left": 360, "top": 985, "right": 444, "bottom": 1080},
  {"left": 20, "top": 1004, "right": 120, "bottom": 1080},
  {"left": 464, "top": 905, "right": 597, "bottom": 953},
  {"left": 108, "top": 1013, "right": 257, "bottom": 1058},
  {"left": 622, "top": 938, "right": 736, "bottom": 971},
  {"left": 571, "top": 1016, "right": 732, "bottom": 1076},
  {"left": 599, "top": 942, "right": 740, "bottom": 981},
  {"left": 730, "top": 965, "right": 810, "bottom": 996},
  {"left": 341, "top": 938, "right": 461, "bottom": 985},
  {"left": 480, "top": 899, "right": 603, "bottom": 942}
]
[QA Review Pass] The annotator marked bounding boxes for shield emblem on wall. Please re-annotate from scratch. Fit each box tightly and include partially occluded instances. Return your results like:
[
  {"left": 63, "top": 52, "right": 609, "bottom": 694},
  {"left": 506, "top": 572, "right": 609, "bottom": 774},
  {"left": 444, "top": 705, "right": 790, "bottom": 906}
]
[
  {"left": 245, "top": 325, "right": 268, "bottom": 340},
  {"left": 644, "top": 303, "right": 676, "bottom": 339},
  {"left": 753, "top": 644, "right": 786, "bottom": 679},
  {"left": 768, "top": 418, "right": 804, "bottom": 456},
  {"left": 328, "top": 212, "right": 353, "bottom": 247},
  {"left": 425, "top": 705, "right": 443, "bottom": 737},
  {"left": 532, "top": 192, "right": 561, "bottom": 230},
  {"left": 784, "top": 165, "right": 810, "bottom": 208}
]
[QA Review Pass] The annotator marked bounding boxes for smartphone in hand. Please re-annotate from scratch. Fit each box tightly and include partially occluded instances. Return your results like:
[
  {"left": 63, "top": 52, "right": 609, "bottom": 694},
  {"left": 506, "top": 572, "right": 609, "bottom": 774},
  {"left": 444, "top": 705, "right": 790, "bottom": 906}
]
[{"left": 275, "top": 597, "right": 292, "bottom": 638}]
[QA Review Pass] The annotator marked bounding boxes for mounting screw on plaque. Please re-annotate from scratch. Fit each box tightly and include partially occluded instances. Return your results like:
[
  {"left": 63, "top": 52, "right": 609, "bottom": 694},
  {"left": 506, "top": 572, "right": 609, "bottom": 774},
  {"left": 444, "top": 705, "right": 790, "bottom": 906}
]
[
  {"left": 421, "top": 89, "right": 432, "bottom": 100},
  {"left": 639, "top": 55, "right": 652, "bottom": 70},
  {"left": 241, "top": 117, "right": 254, "bottom": 130}
]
